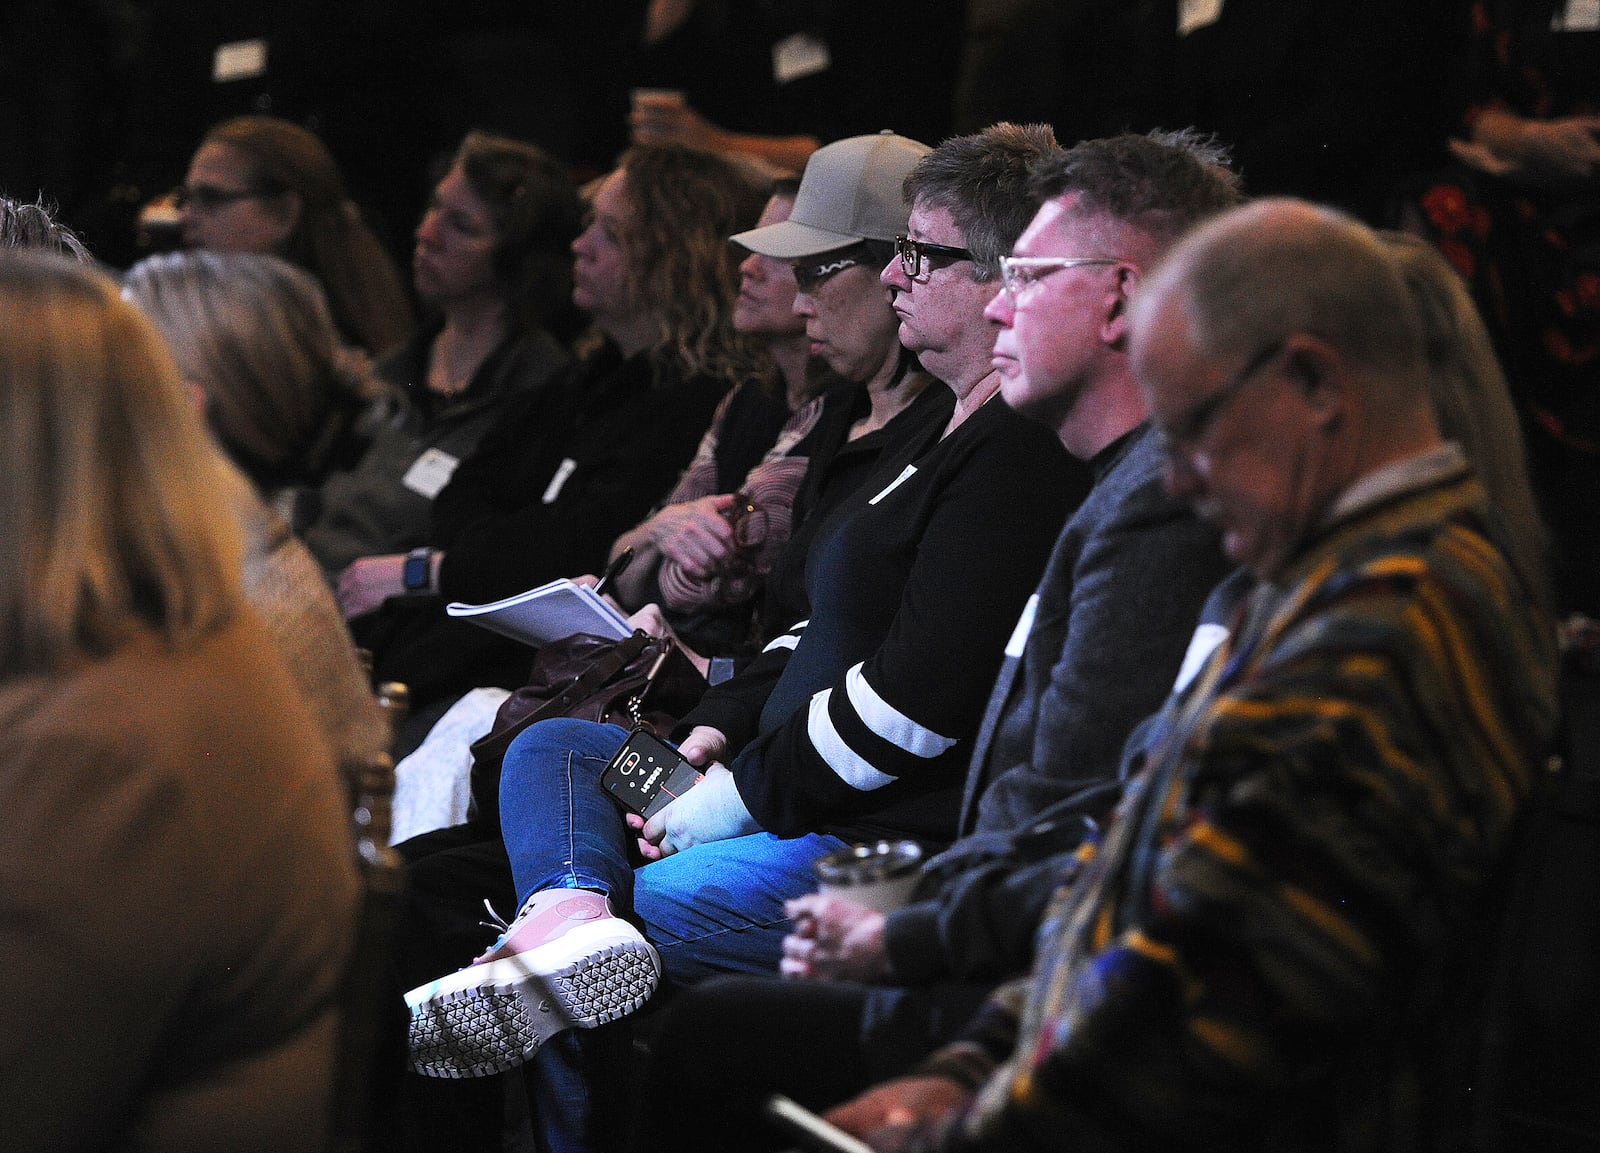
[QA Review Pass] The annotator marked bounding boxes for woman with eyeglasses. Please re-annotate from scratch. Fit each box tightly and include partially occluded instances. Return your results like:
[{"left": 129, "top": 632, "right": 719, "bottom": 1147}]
[{"left": 177, "top": 114, "right": 414, "bottom": 356}]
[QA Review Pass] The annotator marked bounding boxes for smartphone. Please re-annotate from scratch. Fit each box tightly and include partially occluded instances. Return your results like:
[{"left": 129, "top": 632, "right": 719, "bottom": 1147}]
[
  {"left": 762, "top": 1095, "right": 876, "bottom": 1153},
  {"left": 600, "top": 729, "right": 702, "bottom": 819}
]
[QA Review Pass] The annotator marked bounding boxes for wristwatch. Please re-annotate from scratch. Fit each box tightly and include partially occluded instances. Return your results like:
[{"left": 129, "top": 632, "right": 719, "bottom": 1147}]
[{"left": 402, "top": 547, "right": 435, "bottom": 594}]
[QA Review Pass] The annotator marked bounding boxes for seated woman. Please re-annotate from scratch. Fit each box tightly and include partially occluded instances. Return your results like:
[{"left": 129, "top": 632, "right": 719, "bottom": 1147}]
[
  {"left": 602, "top": 176, "right": 940, "bottom": 664},
  {"left": 123, "top": 249, "right": 385, "bottom": 504},
  {"left": 0, "top": 251, "right": 359, "bottom": 1152},
  {"left": 338, "top": 145, "right": 770, "bottom": 714},
  {"left": 123, "top": 250, "right": 391, "bottom": 770},
  {"left": 175, "top": 114, "right": 414, "bottom": 357},
  {"left": 399, "top": 127, "right": 1080, "bottom": 1151},
  {"left": 297, "top": 130, "right": 582, "bottom": 579}
]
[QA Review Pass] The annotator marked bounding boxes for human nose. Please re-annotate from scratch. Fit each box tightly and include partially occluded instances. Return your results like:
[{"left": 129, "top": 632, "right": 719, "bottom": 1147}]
[
  {"left": 983, "top": 287, "right": 1014, "bottom": 328},
  {"left": 415, "top": 207, "right": 443, "bottom": 246},
  {"left": 1161, "top": 446, "right": 1203, "bottom": 500},
  {"left": 791, "top": 288, "right": 815, "bottom": 318},
  {"left": 739, "top": 251, "right": 764, "bottom": 281},
  {"left": 572, "top": 222, "right": 597, "bottom": 258},
  {"left": 879, "top": 251, "right": 910, "bottom": 292}
]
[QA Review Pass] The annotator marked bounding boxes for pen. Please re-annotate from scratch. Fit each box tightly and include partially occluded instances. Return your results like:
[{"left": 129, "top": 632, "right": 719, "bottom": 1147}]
[{"left": 593, "top": 546, "right": 634, "bottom": 597}]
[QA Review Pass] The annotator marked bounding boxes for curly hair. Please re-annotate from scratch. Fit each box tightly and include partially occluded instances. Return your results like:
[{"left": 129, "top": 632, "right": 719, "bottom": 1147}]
[
  {"left": 612, "top": 144, "right": 771, "bottom": 388},
  {"left": 452, "top": 131, "right": 584, "bottom": 340},
  {"left": 201, "top": 115, "right": 415, "bottom": 354}
]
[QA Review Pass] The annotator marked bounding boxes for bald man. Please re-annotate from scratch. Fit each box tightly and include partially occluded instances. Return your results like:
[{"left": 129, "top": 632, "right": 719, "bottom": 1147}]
[{"left": 824, "top": 199, "right": 1561, "bottom": 1152}]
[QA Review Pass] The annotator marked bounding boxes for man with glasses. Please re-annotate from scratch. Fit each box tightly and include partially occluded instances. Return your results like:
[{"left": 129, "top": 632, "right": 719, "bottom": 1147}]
[{"left": 820, "top": 198, "right": 1559, "bottom": 1151}]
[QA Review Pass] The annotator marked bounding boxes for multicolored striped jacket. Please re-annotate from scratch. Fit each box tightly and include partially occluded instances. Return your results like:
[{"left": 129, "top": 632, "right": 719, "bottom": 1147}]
[{"left": 920, "top": 453, "right": 1560, "bottom": 1152}]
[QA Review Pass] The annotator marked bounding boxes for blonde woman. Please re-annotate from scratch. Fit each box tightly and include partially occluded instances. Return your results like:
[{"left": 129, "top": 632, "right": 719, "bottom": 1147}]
[{"left": 0, "top": 252, "right": 359, "bottom": 1153}]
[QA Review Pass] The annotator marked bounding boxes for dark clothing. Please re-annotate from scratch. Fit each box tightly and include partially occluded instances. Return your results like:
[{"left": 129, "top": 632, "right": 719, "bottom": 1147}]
[
  {"left": 299, "top": 320, "right": 570, "bottom": 578},
  {"left": 355, "top": 342, "right": 728, "bottom": 707},
  {"left": 680, "top": 396, "right": 1087, "bottom": 847}
]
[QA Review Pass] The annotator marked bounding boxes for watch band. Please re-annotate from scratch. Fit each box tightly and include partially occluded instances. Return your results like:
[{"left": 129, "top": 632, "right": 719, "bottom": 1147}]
[{"left": 402, "top": 547, "right": 434, "bottom": 593}]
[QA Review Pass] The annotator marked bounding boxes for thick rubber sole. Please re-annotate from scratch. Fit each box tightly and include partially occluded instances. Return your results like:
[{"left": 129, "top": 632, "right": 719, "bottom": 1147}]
[{"left": 405, "top": 920, "right": 660, "bottom": 1079}]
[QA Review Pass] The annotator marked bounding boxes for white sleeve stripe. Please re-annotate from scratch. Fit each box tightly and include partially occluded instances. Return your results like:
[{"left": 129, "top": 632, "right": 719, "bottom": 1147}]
[
  {"left": 808, "top": 690, "right": 896, "bottom": 791},
  {"left": 845, "top": 664, "right": 957, "bottom": 759},
  {"left": 763, "top": 633, "right": 801, "bottom": 653}
]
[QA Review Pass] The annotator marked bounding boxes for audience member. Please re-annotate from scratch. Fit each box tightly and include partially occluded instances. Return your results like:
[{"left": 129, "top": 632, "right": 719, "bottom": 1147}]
[
  {"left": 341, "top": 144, "right": 768, "bottom": 713},
  {"left": 639, "top": 127, "right": 1243, "bottom": 1151},
  {"left": 399, "top": 122, "right": 1080, "bottom": 1153},
  {"left": 1409, "top": 0, "right": 1599, "bottom": 612},
  {"left": 601, "top": 182, "right": 827, "bottom": 660},
  {"left": 298, "top": 131, "right": 582, "bottom": 579},
  {"left": 820, "top": 198, "right": 1559, "bottom": 1152},
  {"left": 0, "top": 195, "right": 92, "bottom": 262},
  {"left": 178, "top": 114, "right": 415, "bottom": 355},
  {"left": 0, "top": 251, "right": 359, "bottom": 1152},
  {"left": 1380, "top": 229, "right": 1554, "bottom": 609},
  {"left": 123, "top": 250, "right": 385, "bottom": 502}
]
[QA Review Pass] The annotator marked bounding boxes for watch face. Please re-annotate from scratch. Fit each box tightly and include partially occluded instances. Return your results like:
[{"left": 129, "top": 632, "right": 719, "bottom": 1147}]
[{"left": 403, "top": 550, "right": 431, "bottom": 590}]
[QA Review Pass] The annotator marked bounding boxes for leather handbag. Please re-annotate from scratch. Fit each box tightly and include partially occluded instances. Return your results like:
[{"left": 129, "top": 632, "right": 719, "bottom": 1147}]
[{"left": 465, "top": 630, "right": 706, "bottom": 830}]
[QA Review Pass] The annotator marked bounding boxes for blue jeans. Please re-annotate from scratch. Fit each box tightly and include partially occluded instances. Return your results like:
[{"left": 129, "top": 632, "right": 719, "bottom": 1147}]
[{"left": 497, "top": 717, "right": 847, "bottom": 1152}]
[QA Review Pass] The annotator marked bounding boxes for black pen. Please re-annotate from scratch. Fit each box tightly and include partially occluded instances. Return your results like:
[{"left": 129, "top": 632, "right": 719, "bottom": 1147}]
[{"left": 593, "top": 546, "right": 634, "bottom": 597}]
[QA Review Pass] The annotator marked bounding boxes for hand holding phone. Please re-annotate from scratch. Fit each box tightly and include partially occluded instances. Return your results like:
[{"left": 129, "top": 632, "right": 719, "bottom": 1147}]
[{"left": 601, "top": 729, "right": 703, "bottom": 820}]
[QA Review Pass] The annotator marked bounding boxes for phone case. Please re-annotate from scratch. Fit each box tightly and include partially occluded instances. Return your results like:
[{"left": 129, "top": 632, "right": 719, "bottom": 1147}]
[{"left": 601, "top": 730, "right": 702, "bottom": 819}]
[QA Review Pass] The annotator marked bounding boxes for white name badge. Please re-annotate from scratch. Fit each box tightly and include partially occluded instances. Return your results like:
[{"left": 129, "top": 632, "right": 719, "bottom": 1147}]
[
  {"left": 1178, "top": 0, "right": 1224, "bottom": 36},
  {"left": 402, "top": 447, "right": 460, "bottom": 499},
  {"left": 1173, "top": 622, "right": 1230, "bottom": 693},
  {"left": 773, "top": 33, "right": 831, "bottom": 86},
  {"left": 1555, "top": 0, "right": 1599, "bottom": 31},
  {"left": 869, "top": 465, "right": 918, "bottom": 505},
  {"left": 1006, "top": 595, "right": 1040, "bottom": 659},
  {"left": 542, "top": 458, "right": 578, "bottom": 504},
  {"left": 213, "top": 39, "right": 267, "bottom": 82}
]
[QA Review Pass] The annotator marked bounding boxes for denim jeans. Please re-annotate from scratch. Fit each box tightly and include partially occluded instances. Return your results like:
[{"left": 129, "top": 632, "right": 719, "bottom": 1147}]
[{"left": 497, "top": 716, "right": 848, "bottom": 1152}]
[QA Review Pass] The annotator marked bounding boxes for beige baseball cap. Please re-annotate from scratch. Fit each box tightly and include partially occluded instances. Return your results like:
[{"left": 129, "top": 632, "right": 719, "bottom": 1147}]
[{"left": 733, "top": 130, "right": 932, "bottom": 259}]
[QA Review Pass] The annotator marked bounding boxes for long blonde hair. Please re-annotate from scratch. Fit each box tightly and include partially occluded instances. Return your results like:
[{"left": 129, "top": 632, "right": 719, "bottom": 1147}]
[{"left": 0, "top": 252, "right": 241, "bottom": 677}]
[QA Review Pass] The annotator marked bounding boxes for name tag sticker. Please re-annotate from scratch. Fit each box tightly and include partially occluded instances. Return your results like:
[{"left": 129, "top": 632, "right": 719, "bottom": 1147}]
[
  {"left": 869, "top": 465, "right": 918, "bottom": 505},
  {"left": 1555, "top": 0, "right": 1599, "bottom": 30},
  {"left": 402, "top": 448, "right": 460, "bottom": 499},
  {"left": 1174, "top": 623, "right": 1230, "bottom": 692},
  {"left": 542, "top": 458, "right": 579, "bottom": 504},
  {"left": 1178, "top": 0, "right": 1224, "bottom": 35},
  {"left": 213, "top": 39, "right": 267, "bottom": 82},
  {"left": 773, "top": 33, "right": 831, "bottom": 85},
  {"left": 1006, "top": 595, "right": 1040, "bottom": 659}
]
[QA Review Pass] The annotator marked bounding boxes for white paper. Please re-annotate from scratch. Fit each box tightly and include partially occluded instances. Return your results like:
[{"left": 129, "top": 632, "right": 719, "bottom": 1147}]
[
  {"left": 446, "top": 578, "right": 633, "bottom": 647},
  {"left": 213, "top": 39, "right": 267, "bottom": 82},
  {"left": 772, "top": 33, "right": 831, "bottom": 86},
  {"left": 1556, "top": 0, "right": 1599, "bottom": 31},
  {"left": 868, "top": 465, "right": 918, "bottom": 505},
  {"left": 402, "top": 447, "right": 460, "bottom": 499},
  {"left": 542, "top": 457, "right": 578, "bottom": 504}
]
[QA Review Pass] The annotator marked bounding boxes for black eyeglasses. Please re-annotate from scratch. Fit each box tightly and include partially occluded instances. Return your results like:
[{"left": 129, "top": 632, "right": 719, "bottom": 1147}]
[
  {"left": 1157, "top": 339, "right": 1286, "bottom": 464},
  {"left": 172, "top": 183, "right": 274, "bottom": 213},
  {"left": 791, "top": 245, "right": 869, "bottom": 292},
  {"left": 895, "top": 234, "right": 973, "bottom": 278}
]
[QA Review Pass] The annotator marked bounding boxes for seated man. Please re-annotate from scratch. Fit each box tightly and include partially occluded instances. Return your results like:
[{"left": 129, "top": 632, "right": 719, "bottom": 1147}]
[{"left": 825, "top": 199, "right": 1560, "bottom": 1151}]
